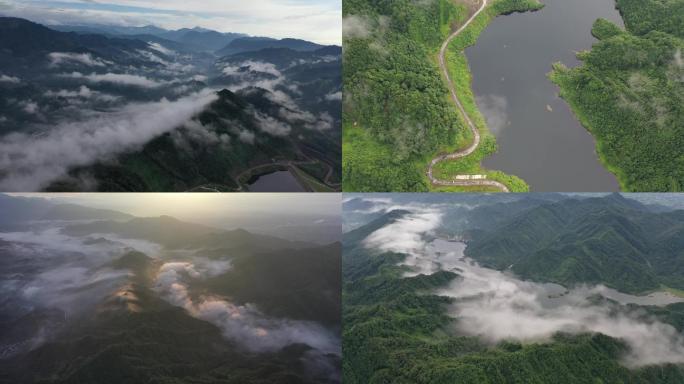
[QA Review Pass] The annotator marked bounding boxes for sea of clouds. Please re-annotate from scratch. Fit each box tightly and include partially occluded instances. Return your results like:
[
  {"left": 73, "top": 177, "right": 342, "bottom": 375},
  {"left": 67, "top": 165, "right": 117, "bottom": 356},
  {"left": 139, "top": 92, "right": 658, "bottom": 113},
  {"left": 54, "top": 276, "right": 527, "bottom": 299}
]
[{"left": 361, "top": 200, "right": 684, "bottom": 367}]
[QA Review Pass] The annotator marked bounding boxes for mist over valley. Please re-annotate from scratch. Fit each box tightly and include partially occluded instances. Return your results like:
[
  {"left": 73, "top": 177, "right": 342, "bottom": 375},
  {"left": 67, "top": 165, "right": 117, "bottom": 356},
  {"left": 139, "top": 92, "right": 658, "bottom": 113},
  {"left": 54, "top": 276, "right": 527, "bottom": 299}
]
[
  {"left": 0, "top": 193, "right": 341, "bottom": 383},
  {"left": 343, "top": 193, "right": 684, "bottom": 383},
  {"left": 0, "top": 12, "right": 341, "bottom": 192}
]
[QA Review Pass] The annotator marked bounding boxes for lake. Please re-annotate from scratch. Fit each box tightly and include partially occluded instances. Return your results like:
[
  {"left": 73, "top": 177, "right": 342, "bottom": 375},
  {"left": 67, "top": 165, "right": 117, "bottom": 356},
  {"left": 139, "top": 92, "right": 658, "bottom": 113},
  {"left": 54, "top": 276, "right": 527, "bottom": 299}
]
[
  {"left": 425, "top": 239, "right": 684, "bottom": 357},
  {"left": 426, "top": 239, "right": 684, "bottom": 307},
  {"left": 466, "top": 0, "right": 623, "bottom": 191},
  {"left": 247, "top": 170, "right": 305, "bottom": 192}
]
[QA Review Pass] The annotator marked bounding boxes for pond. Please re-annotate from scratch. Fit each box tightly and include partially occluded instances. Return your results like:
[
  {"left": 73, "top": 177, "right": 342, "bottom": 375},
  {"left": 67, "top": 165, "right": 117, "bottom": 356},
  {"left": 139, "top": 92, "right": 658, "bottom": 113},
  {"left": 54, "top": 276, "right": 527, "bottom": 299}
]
[
  {"left": 466, "top": 0, "right": 623, "bottom": 191},
  {"left": 247, "top": 170, "right": 305, "bottom": 192}
]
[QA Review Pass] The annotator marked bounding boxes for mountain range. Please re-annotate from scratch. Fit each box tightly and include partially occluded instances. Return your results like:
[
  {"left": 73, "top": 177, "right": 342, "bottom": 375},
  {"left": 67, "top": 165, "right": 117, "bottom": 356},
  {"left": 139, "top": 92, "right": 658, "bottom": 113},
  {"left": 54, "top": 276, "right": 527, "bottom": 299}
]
[
  {"left": 465, "top": 193, "right": 684, "bottom": 293},
  {"left": 49, "top": 24, "right": 326, "bottom": 55},
  {"left": 0, "top": 17, "right": 341, "bottom": 192},
  {"left": 0, "top": 194, "right": 341, "bottom": 383},
  {"left": 341, "top": 194, "right": 684, "bottom": 383}
]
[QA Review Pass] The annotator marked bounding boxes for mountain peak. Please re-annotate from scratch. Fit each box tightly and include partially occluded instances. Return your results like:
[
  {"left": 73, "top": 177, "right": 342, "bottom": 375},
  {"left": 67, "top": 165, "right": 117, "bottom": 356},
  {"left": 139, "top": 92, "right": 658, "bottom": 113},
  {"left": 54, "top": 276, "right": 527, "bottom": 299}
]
[
  {"left": 158, "top": 215, "right": 179, "bottom": 222},
  {"left": 606, "top": 192, "right": 626, "bottom": 200},
  {"left": 214, "top": 88, "right": 247, "bottom": 108},
  {"left": 601, "top": 192, "right": 647, "bottom": 211}
]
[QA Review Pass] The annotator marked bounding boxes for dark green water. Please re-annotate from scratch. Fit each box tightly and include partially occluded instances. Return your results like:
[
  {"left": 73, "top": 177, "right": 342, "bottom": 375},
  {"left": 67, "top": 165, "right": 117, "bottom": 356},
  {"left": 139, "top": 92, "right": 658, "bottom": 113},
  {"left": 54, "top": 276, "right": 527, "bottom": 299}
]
[
  {"left": 467, "top": 0, "right": 623, "bottom": 191},
  {"left": 248, "top": 170, "right": 305, "bottom": 192}
]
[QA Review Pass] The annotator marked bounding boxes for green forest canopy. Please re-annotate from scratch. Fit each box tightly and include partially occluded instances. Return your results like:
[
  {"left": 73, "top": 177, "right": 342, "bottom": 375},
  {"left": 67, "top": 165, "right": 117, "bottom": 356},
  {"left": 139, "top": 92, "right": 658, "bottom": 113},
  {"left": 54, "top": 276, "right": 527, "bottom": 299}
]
[
  {"left": 343, "top": 204, "right": 684, "bottom": 383},
  {"left": 550, "top": 0, "right": 684, "bottom": 191}
]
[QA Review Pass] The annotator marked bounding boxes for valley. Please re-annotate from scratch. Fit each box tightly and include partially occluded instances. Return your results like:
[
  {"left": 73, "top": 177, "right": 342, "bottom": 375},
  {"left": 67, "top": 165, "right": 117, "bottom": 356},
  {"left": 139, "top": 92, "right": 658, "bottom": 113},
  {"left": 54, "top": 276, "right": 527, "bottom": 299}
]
[
  {"left": 0, "top": 17, "right": 341, "bottom": 192},
  {"left": 342, "top": 193, "right": 684, "bottom": 383},
  {"left": 0, "top": 194, "right": 342, "bottom": 383}
]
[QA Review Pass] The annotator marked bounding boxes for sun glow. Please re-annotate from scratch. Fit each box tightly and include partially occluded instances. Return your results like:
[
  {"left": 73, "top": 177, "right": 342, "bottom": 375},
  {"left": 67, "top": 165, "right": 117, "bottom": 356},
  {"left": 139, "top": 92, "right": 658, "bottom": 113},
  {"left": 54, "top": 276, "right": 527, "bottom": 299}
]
[{"left": 7, "top": 193, "right": 339, "bottom": 221}]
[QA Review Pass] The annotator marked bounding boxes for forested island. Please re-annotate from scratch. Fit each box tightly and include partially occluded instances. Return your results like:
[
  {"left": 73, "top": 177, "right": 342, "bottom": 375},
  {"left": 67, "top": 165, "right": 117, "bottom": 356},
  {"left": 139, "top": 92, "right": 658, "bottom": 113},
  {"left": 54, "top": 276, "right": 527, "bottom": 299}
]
[{"left": 550, "top": 0, "right": 684, "bottom": 191}]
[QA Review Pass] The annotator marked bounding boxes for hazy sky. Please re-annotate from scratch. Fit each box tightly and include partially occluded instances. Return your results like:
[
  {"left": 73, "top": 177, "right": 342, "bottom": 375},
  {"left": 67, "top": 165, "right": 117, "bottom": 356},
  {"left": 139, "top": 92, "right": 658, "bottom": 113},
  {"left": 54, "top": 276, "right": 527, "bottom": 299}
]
[
  {"left": 0, "top": 0, "right": 341, "bottom": 45},
  {"left": 9, "top": 193, "right": 341, "bottom": 225}
]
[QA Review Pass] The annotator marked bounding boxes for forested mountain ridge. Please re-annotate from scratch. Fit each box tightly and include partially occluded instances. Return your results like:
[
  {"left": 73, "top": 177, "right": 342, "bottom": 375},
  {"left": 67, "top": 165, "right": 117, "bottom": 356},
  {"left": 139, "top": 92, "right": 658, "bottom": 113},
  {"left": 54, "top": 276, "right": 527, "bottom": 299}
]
[
  {"left": 342, "top": 207, "right": 684, "bottom": 383},
  {"left": 550, "top": 0, "right": 684, "bottom": 191},
  {"left": 0, "top": 246, "right": 341, "bottom": 384},
  {"left": 0, "top": 194, "right": 342, "bottom": 383},
  {"left": 466, "top": 193, "right": 684, "bottom": 293},
  {"left": 61, "top": 214, "right": 313, "bottom": 251},
  {"left": 216, "top": 37, "right": 324, "bottom": 56},
  {"left": 0, "top": 17, "right": 341, "bottom": 192}
]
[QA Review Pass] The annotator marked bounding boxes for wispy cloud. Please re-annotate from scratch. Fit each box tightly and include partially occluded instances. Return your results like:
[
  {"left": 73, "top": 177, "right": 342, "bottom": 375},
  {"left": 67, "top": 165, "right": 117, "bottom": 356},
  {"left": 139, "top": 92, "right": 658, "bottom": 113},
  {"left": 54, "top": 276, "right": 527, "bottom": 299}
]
[
  {"left": 438, "top": 257, "right": 684, "bottom": 367},
  {"left": 360, "top": 200, "right": 684, "bottom": 368},
  {"left": 2, "top": 0, "right": 341, "bottom": 45},
  {"left": 0, "top": 74, "right": 21, "bottom": 83},
  {"left": 62, "top": 71, "right": 166, "bottom": 87},
  {"left": 364, "top": 210, "right": 443, "bottom": 276},
  {"left": 155, "top": 260, "right": 340, "bottom": 354},
  {"left": 0, "top": 90, "right": 218, "bottom": 191},
  {"left": 48, "top": 52, "right": 112, "bottom": 67}
]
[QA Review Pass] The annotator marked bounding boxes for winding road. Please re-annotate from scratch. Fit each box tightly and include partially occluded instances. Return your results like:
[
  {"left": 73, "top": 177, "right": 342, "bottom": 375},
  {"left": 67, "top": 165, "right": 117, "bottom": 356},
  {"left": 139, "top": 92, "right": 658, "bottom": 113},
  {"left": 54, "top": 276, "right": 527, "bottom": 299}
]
[{"left": 427, "top": 0, "right": 510, "bottom": 192}]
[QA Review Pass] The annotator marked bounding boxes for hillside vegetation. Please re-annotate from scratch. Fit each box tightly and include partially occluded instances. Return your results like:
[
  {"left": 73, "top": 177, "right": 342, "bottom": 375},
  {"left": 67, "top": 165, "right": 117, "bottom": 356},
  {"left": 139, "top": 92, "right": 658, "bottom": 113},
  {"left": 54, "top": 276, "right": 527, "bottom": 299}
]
[
  {"left": 342, "top": 209, "right": 684, "bottom": 383},
  {"left": 550, "top": 0, "right": 684, "bottom": 191},
  {"left": 342, "top": 0, "right": 538, "bottom": 192},
  {"left": 466, "top": 193, "right": 684, "bottom": 293}
]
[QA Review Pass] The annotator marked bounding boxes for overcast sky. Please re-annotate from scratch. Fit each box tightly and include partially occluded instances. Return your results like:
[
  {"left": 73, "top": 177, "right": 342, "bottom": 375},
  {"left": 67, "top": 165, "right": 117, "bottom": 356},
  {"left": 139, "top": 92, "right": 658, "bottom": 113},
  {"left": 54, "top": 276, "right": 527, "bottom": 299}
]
[
  {"left": 9, "top": 193, "right": 341, "bottom": 230},
  {"left": 0, "top": 0, "right": 341, "bottom": 45}
]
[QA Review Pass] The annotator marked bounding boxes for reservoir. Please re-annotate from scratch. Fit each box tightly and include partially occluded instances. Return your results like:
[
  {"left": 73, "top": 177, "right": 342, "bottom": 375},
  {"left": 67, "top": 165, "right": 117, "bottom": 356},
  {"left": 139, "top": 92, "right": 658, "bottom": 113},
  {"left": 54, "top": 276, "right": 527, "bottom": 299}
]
[
  {"left": 424, "top": 239, "right": 684, "bottom": 356},
  {"left": 465, "top": 0, "right": 622, "bottom": 191},
  {"left": 247, "top": 170, "right": 305, "bottom": 192},
  {"left": 426, "top": 239, "right": 684, "bottom": 307}
]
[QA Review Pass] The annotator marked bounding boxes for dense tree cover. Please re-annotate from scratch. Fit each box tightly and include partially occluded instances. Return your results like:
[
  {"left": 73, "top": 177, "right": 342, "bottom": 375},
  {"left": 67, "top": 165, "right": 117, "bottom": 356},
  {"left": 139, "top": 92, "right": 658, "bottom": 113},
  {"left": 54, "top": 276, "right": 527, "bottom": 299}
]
[
  {"left": 343, "top": 0, "right": 538, "bottom": 192},
  {"left": 343, "top": 0, "right": 463, "bottom": 159},
  {"left": 616, "top": 0, "right": 684, "bottom": 38},
  {"left": 343, "top": 209, "right": 684, "bottom": 383},
  {"left": 466, "top": 193, "right": 684, "bottom": 293},
  {"left": 343, "top": 0, "right": 464, "bottom": 191},
  {"left": 343, "top": 124, "right": 430, "bottom": 191},
  {"left": 550, "top": 0, "right": 684, "bottom": 191}
]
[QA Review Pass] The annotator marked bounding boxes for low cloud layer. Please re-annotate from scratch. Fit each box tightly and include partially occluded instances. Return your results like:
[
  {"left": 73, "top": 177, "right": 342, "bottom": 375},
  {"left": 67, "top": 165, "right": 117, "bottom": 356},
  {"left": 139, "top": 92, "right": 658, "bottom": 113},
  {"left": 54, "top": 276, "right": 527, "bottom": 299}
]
[
  {"left": 253, "top": 111, "right": 291, "bottom": 137},
  {"left": 48, "top": 52, "right": 112, "bottom": 67},
  {"left": 0, "top": 90, "right": 218, "bottom": 191},
  {"left": 343, "top": 15, "right": 373, "bottom": 39},
  {"left": 220, "top": 60, "right": 336, "bottom": 134},
  {"left": 363, "top": 210, "right": 442, "bottom": 276},
  {"left": 64, "top": 72, "right": 165, "bottom": 88},
  {"left": 324, "top": 91, "right": 342, "bottom": 101},
  {"left": 0, "top": 227, "right": 160, "bottom": 317},
  {"left": 222, "top": 60, "right": 281, "bottom": 78},
  {"left": 0, "top": 74, "right": 21, "bottom": 83},
  {"left": 44, "top": 85, "right": 120, "bottom": 103},
  {"left": 155, "top": 261, "right": 340, "bottom": 355},
  {"left": 361, "top": 203, "right": 684, "bottom": 367},
  {"left": 343, "top": 15, "right": 390, "bottom": 40},
  {"left": 437, "top": 255, "right": 684, "bottom": 367},
  {"left": 148, "top": 42, "right": 175, "bottom": 56}
]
